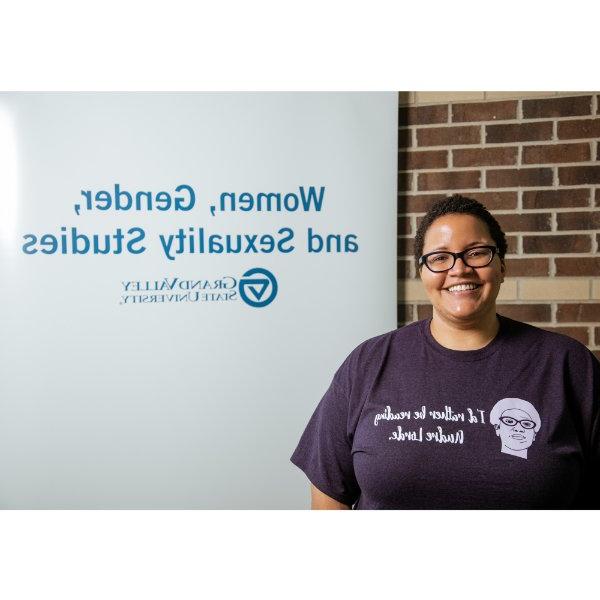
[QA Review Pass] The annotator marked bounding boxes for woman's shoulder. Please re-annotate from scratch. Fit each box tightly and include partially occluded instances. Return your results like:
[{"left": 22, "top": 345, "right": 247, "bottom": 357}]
[
  {"left": 330, "top": 323, "right": 422, "bottom": 395},
  {"left": 349, "top": 321, "right": 421, "bottom": 353},
  {"left": 339, "top": 321, "right": 422, "bottom": 371},
  {"left": 498, "top": 314, "right": 597, "bottom": 363}
]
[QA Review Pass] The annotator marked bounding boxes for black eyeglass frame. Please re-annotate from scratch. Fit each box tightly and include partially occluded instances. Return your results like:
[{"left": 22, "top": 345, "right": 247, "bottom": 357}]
[
  {"left": 418, "top": 245, "right": 499, "bottom": 273},
  {"left": 498, "top": 416, "right": 537, "bottom": 430}
]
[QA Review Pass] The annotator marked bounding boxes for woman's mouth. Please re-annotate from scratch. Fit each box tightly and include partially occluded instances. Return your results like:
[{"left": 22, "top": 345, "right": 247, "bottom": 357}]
[{"left": 444, "top": 283, "right": 482, "bottom": 295}]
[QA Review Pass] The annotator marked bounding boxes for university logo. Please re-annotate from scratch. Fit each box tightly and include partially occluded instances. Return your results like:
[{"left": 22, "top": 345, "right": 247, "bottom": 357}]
[{"left": 239, "top": 267, "right": 278, "bottom": 308}]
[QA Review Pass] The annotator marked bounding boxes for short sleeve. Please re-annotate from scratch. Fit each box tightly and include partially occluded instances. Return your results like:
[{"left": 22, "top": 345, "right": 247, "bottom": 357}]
[
  {"left": 290, "top": 358, "right": 361, "bottom": 508},
  {"left": 570, "top": 349, "right": 600, "bottom": 508},
  {"left": 589, "top": 355, "right": 600, "bottom": 461}
]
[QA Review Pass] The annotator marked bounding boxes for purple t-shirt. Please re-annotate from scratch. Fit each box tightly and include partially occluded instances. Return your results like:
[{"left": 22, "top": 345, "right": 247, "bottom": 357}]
[{"left": 291, "top": 315, "right": 600, "bottom": 509}]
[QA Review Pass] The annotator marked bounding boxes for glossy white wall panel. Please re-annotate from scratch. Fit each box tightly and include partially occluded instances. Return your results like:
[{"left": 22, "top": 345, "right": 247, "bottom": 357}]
[{"left": 0, "top": 92, "right": 397, "bottom": 508}]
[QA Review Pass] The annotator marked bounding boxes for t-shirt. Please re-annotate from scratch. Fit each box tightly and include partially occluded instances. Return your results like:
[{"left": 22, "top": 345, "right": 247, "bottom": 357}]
[{"left": 290, "top": 315, "right": 600, "bottom": 509}]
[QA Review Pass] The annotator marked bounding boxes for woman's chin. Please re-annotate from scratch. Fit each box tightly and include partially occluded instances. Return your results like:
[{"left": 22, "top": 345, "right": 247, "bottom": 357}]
[
  {"left": 436, "top": 303, "right": 486, "bottom": 323},
  {"left": 445, "top": 301, "right": 481, "bottom": 318}
]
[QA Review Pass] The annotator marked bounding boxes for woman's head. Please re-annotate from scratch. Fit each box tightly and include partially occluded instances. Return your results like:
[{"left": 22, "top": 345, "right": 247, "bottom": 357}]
[
  {"left": 414, "top": 195, "right": 507, "bottom": 268},
  {"left": 414, "top": 195, "right": 507, "bottom": 326}
]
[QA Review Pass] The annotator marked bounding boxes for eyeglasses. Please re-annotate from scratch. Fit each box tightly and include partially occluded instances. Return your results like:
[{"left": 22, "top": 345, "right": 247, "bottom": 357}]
[
  {"left": 419, "top": 245, "right": 498, "bottom": 273},
  {"left": 499, "top": 416, "right": 536, "bottom": 430}
]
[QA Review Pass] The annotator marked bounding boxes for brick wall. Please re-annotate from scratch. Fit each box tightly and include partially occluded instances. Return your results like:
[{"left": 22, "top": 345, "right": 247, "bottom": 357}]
[{"left": 397, "top": 92, "right": 600, "bottom": 361}]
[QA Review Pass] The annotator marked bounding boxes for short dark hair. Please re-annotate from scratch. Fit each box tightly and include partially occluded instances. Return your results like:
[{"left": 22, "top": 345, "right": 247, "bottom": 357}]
[{"left": 414, "top": 194, "right": 507, "bottom": 270}]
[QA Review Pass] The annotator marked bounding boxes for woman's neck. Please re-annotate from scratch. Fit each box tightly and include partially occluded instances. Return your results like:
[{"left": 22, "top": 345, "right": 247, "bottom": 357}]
[{"left": 429, "top": 311, "right": 500, "bottom": 351}]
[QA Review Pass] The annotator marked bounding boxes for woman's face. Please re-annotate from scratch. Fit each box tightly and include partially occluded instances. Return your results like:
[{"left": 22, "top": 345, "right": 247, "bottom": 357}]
[{"left": 419, "top": 213, "right": 505, "bottom": 326}]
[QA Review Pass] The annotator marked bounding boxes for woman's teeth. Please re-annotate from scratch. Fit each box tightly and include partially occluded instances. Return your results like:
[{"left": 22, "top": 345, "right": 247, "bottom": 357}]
[{"left": 447, "top": 283, "right": 480, "bottom": 292}]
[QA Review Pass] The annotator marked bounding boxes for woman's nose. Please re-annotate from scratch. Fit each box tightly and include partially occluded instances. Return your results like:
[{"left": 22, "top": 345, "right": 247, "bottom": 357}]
[{"left": 448, "top": 256, "right": 474, "bottom": 276}]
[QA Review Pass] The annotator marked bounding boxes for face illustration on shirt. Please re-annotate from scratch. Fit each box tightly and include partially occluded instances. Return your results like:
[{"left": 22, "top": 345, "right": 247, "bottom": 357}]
[
  {"left": 497, "top": 408, "right": 536, "bottom": 450},
  {"left": 490, "top": 398, "right": 541, "bottom": 460}
]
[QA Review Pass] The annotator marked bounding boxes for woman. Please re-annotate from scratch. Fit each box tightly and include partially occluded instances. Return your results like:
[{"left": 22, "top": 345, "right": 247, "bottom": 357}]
[{"left": 291, "top": 195, "right": 600, "bottom": 509}]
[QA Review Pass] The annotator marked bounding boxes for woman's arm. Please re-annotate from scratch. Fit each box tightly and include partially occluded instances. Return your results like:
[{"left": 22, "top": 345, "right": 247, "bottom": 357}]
[{"left": 310, "top": 484, "right": 351, "bottom": 510}]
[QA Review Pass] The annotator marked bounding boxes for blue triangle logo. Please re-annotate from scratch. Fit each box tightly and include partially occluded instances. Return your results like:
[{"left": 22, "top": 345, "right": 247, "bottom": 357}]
[{"left": 246, "top": 278, "right": 269, "bottom": 301}]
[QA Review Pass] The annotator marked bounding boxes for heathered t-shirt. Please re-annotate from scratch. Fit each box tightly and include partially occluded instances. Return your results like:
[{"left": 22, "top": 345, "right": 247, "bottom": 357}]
[{"left": 291, "top": 315, "right": 600, "bottom": 509}]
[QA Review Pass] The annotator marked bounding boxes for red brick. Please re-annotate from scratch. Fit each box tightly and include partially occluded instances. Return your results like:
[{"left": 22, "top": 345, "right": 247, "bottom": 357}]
[
  {"left": 417, "top": 304, "right": 433, "bottom": 320},
  {"left": 522, "top": 189, "right": 590, "bottom": 209},
  {"left": 398, "top": 191, "right": 517, "bottom": 214},
  {"left": 541, "top": 326, "right": 589, "bottom": 345},
  {"left": 506, "top": 235, "right": 518, "bottom": 254},
  {"left": 504, "top": 258, "right": 550, "bottom": 276},
  {"left": 397, "top": 172, "right": 412, "bottom": 193},
  {"left": 596, "top": 328, "right": 600, "bottom": 346},
  {"left": 398, "top": 236, "right": 415, "bottom": 257},
  {"left": 418, "top": 170, "right": 481, "bottom": 191},
  {"left": 452, "top": 101, "right": 517, "bottom": 123},
  {"left": 398, "top": 128, "right": 413, "bottom": 148},
  {"left": 486, "top": 122, "right": 553, "bottom": 143},
  {"left": 497, "top": 304, "right": 551, "bottom": 322},
  {"left": 596, "top": 189, "right": 600, "bottom": 208},
  {"left": 522, "top": 96, "right": 592, "bottom": 118},
  {"left": 494, "top": 213, "right": 552, "bottom": 232},
  {"left": 486, "top": 168, "right": 553, "bottom": 188},
  {"left": 399, "top": 150, "right": 447, "bottom": 170},
  {"left": 453, "top": 146, "right": 517, "bottom": 167},
  {"left": 523, "top": 235, "right": 591, "bottom": 254},
  {"left": 399, "top": 104, "right": 448, "bottom": 126},
  {"left": 555, "top": 257, "right": 600, "bottom": 276},
  {"left": 469, "top": 192, "right": 518, "bottom": 210},
  {"left": 592, "top": 350, "right": 600, "bottom": 362},
  {"left": 559, "top": 166, "right": 600, "bottom": 185},
  {"left": 398, "top": 194, "right": 441, "bottom": 214},
  {"left": 557, "top": 211, "right": 600, "bottom": 230},
  {"left": 397, "top": 303, "right": 414, "bottom": 324},
  {"left": 558, "top": 119, "right": 600, "bottom": 140},
  {"left": 522, "top": 143, "right": 591, "bottom": 164},
  {"left": 397, "top": 260, "right": 412, "bottom": 278},
  {"left": 556, "top": 303, "right": 600, "bottom": 322},
  {"left": 398, "top": 216, "right": 412, "bottom": 235},
  {"left": 417, "top": 125, "right": 480, "bottom": 147}
]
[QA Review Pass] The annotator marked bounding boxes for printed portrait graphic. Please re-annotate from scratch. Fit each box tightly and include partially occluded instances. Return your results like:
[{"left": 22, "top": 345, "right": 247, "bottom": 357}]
[{"left": 489, "top": 398, "right": 541, "bottom": 460}]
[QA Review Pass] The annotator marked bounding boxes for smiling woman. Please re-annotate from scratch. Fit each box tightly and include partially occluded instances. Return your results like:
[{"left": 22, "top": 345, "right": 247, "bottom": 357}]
[
  {"left": 291, "top": 194, "right": 600, "bottom": 510},
  {"left": 415, "top": 202, "right": 506, "bottom": 351}
]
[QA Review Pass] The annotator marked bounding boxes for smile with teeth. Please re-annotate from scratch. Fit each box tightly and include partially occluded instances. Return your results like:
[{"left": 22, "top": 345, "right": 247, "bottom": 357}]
[{"left": 446, "top": 283, "right": 482, "bottom": 293}]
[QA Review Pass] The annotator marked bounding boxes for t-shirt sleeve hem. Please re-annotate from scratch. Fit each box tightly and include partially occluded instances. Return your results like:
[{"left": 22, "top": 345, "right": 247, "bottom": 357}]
[{"left": 290, "top": 455, "right": 356, "bottom": 508}]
